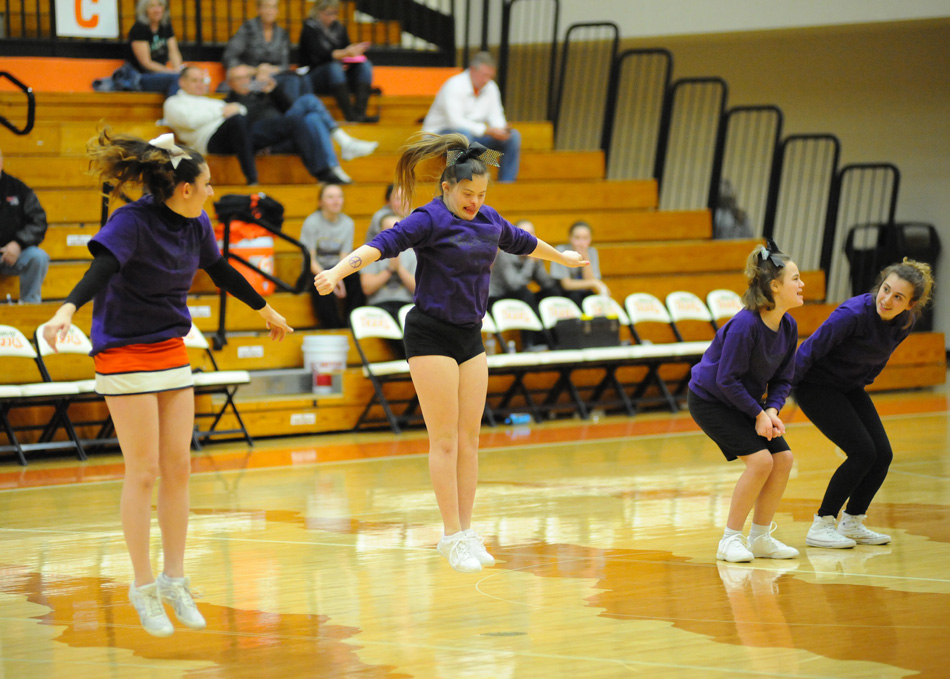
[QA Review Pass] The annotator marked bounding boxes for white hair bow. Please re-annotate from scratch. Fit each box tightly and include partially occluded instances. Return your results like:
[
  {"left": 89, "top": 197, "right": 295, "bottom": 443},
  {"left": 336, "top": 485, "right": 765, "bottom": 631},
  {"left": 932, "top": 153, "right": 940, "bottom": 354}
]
[{"left": 148, "top": 133, "right": 190, "bottom": 169}]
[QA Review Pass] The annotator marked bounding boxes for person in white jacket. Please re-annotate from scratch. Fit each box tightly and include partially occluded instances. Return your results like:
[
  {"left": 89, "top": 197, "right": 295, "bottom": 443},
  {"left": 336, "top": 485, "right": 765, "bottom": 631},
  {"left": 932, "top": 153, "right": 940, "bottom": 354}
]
[
  {"left": 421, "top": 52, "right": 520, "bottom": 182},
  {"left": 163, "top": 66, "right": 259, "bottom": 184}
]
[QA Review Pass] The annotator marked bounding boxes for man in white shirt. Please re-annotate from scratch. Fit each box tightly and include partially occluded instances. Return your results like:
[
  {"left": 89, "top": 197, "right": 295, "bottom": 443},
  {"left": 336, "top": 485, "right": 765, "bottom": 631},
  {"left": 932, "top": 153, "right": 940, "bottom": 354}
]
[
  {"left": 422, "top": 52, "right": 521, "bottom": 182},
  {"left": 163, "top": 66, "right": 259, "bottom": 184}
]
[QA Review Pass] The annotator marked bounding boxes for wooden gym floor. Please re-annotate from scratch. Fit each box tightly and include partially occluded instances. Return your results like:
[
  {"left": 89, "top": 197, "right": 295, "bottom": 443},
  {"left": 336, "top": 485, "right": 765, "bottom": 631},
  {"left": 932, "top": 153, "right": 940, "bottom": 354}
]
[{"left": 1, "top": 381, "right": 949, "bottom": 679}]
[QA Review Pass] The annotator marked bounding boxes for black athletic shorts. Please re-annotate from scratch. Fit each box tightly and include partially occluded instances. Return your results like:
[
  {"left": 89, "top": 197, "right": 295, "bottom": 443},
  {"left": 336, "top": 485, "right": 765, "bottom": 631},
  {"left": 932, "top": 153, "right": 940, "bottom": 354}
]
[
  {"left": 403, "top": 306, "right": 485, "bottom": 364},
  {"left": 687, "top": 389, "right": 791, "bottom": 461}
]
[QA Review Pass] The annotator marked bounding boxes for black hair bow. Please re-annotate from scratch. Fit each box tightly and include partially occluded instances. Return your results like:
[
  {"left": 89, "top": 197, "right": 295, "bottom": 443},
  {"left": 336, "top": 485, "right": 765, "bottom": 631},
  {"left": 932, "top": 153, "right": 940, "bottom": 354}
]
[
  {"left": 759, "top": 237, "right": 786, "bottom": 268},
  {"left": 447, "top": 142, "right": 503, "bottom": 181}
]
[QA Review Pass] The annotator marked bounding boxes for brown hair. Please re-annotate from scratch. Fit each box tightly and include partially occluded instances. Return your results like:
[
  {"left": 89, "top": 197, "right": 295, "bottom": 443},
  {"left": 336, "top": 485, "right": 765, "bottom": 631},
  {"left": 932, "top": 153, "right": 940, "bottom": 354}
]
[
  {"left": 873, "top": 258, "right": 935, "bottom": 328},
  {"left": 88, "top": 128, "right": 205, "bottom": 203},
  {"left": 393, "top": 132, "right": 488, "bottom": 206},
  {"left": 741, "top": 243, "right": 791, "bottom": 311}
]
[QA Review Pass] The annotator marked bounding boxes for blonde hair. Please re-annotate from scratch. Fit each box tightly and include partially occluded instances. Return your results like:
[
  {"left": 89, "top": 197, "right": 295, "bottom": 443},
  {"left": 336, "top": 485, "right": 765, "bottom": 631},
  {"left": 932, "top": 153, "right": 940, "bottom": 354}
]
[
  {"left": 874, "top": 258, "right": 934, "bottom": 328},
  {"left": 88, "top": 128, "right": 204, "bottom": 203},
  {"left": 135, "top": 0, "right": 169, "bottom": 25},
  {"left": 741, "top": 243, "right": 791, "bottom": 311},
  {"left": 393, "top": 132, "right": 488, "bottom": 206},
  {"left": 310, "top": 0, "right": 340, "bottom": 20}
]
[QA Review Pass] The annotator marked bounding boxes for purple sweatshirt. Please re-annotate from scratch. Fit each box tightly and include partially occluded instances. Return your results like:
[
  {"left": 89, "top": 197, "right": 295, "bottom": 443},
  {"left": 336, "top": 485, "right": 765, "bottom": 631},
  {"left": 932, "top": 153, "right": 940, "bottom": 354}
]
[
  {"left": 688, "top": 308, "right": 798, "bottom": 417},
  {"left": 795, "top": 293, "right": 913, "bottom": 390},
  {"left": 366, "top": 197, "right": 537, "bottom": 327},
  {"left": 88, "top": 194, "right": 221, "bottom": 354}
]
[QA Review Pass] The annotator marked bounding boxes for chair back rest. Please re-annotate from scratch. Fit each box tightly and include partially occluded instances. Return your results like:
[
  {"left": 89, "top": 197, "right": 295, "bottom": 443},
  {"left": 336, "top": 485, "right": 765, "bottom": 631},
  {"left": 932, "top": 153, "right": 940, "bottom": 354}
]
[
  {"left": 583, "top": 294, "right": 630, "bottom": 325},
  {"left": 183, "top": 323, "right": 210, "bottom": 350},
  {"left": 706, "top": 288, "right": 744, "bottom": 322},
  {"left": 537, "top": 296, "right": 582, "bottom": 330},
  {"left": 350, "top": 306, "right": 404, "bottom": 340},
  {"left": 491, "top": 299, "right": 544, "bottom": 332},
  {"left": 666, "top": 291, "right": 714, "bottom": 323},
  {"left": 398, "top": 304, "right": 414, "bottom": 331},
  {"left": 481, "top": 312, "right": 498, "bottom": 334},
  {"left": 0, "top": 325, "right": 38, "bottom": 359},
  {"left": 34, "top": 323, "right": 94, "bottom": 356},
  {"left": 624, "top": 293, "right": 672, "bottom": 325}
]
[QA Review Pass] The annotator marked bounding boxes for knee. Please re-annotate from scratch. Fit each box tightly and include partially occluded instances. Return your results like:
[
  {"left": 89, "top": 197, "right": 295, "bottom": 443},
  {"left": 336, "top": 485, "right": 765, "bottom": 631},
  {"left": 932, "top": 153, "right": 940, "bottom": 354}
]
[
  {"left": 771, "top": 450, "right": 794, "bottom": 475},
  {"left": 745, "top": 453, "right": 774, "bottom": 478},
  {"left": 20, "top": 246, "right": 50, "bottom": 271},
  {"left": 328, "top": 63, "right": 347, "bottom": 84},
  {"left": 160, "top": 457, "right": 191, "bottom": 485},
  {"left": 506, "top": 128, "right": 521, "bottom": 149},
  {"left": 125, "top": 465, "right": 160, "bottom": 489},
  {"left": 430, "top": 433, "right": 458, "bottom": 457}
]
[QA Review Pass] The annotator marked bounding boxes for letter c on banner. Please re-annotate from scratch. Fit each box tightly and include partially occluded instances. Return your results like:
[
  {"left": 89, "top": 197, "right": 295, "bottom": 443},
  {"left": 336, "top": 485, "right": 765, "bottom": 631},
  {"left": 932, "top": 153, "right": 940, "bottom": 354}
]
[{"left": 75, "top": 0, "right": 100, "bottom": 28}]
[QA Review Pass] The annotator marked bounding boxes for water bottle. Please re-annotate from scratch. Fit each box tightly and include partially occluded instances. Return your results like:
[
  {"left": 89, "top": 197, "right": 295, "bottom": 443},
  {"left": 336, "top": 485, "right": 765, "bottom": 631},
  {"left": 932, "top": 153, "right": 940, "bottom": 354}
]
[
  {"left": 505, "top": 413, "right": 531, "bottom": 425},
  {"left": 506, "top": 339, "right": 517, "bottom": 354},
  {"left": 485, "top": 337, "right": 497, "bottom": 356}
]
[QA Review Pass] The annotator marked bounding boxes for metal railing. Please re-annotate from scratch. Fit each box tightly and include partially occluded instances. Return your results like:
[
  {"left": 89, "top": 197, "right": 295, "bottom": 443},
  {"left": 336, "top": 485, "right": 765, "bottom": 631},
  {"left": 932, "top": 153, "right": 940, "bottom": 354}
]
[
  {"left": 0, "top": 70, "right": 35, "bottom": 135},
  {"left": 603, "top": 49, "right": 672, "bottom": 180},
  {"left": 552, "top": 21, "right": 618, "bottom": 151}
]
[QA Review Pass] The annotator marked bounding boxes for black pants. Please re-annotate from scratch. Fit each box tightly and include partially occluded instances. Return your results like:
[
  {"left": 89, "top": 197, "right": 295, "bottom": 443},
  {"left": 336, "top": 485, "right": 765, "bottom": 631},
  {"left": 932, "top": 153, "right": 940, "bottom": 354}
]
[
  {"left": 207, "top": 115, "right": 257, "bottom": 184},
  {"left": 795, "top": 383, "right": 893, "bottom": 516},
  {"left": 309, "top": 274, "right": 365, "bottom": 329}
]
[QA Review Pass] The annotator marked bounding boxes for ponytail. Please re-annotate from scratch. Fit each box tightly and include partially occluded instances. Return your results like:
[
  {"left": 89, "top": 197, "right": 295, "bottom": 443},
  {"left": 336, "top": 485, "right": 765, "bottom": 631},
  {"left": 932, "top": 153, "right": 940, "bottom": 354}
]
[{"left": 393, "top": 132, "right": 488, "bottom": 206}]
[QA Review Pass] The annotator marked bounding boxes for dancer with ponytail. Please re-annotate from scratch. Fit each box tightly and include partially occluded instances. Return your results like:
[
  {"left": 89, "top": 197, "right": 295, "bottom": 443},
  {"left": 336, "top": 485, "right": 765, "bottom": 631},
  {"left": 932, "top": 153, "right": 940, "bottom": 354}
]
[
  {"left": 797, "top": 259, "right": 934, "bottom": 548},
  {"left": 688, "top": 241, "right": 804, "bottom": 563},
  {"left": 41, "top": 131, "right": 293, "bottom": 636},
  {"left": 314, "top": 133, "right": 588, "bottom": 572}
]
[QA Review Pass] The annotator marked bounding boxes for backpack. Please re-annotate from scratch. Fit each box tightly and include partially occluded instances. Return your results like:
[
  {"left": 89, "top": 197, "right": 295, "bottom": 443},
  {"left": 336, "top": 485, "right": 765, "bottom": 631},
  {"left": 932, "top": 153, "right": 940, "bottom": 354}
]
[{"left": 213, "top": 193, "right": 284, "bottom": 231}]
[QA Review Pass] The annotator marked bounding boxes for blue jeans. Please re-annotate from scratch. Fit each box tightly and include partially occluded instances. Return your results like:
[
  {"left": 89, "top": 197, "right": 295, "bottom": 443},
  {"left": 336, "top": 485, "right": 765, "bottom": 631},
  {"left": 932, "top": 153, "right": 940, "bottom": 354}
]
[
  {"left": 0, "top": 245, "right": 50, "bottom": 303},
  {"left": 309, "top": 60, "right": 373, "bottom": 93},
  {"left": 439, "top": 127, "right": 521, "bottom": 183},
  {"left": 251, "top": 94, "right": 338, "bottom": 176},
  {"left": 274, "top": 71, "right": 313, "bottom": 101},
  {"left": 139, "top": 72, "right": 180, "bottom": 96}
]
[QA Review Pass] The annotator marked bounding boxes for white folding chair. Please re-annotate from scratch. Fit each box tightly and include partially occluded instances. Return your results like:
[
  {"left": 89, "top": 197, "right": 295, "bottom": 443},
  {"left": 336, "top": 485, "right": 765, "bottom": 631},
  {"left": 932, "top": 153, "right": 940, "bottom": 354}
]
[
  {"left": 0, "top": 325, "right": 84, "bottom": 465},
  {"left": 397, "top": 303, "right": 414, "bottom": 331},
  {"left": 707, "top": 288, "right": 744, "bottom": 329},
  {"left": 665, "top": 290, "right": 716, "bottom": 342},
  {"left": 349, "top": 306, "right": 414, "bottom": 433},
  {"left": 582, "top": 294, "right": 631, "bottom": 326},
  {"left": 183, "top": 323, "right": 253, "bottom": 449}
]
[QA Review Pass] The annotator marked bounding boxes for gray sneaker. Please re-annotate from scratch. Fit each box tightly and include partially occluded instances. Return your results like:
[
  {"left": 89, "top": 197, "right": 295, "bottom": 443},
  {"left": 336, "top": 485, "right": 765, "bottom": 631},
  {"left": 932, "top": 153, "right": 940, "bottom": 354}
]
[
  {"left": 157, "top": 573, "right": 206, "bottom": 630},
  {"left": 806, "top": 515, "right": 857, "bottom": 549},
  {"left": 129, "top": 582, "right": 174, "bottom": 637}
]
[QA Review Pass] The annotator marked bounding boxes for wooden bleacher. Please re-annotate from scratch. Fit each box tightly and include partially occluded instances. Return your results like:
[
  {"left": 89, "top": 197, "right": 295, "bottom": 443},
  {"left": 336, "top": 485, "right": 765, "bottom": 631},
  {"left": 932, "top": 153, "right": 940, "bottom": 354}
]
[{"left": 0, "top": 78, "right": 944, "bottom": 446}]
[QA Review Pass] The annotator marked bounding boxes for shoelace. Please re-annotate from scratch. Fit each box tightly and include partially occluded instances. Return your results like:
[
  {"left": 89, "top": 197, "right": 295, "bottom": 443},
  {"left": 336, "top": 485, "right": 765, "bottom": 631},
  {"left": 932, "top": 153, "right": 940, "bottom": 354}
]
[
  {"left": 138, "top": 587, "right": 165, "bottom": 617},
  {"left": 163, "top": 581, "right": 201, "bottom": 609},
  {"left": 451, "top": 538, "right": 475, "bottom": 562}
]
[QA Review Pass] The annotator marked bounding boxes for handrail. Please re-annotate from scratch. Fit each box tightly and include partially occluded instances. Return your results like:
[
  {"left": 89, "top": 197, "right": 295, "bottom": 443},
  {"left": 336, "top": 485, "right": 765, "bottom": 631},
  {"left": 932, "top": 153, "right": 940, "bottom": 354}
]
[{"left": 0, "top": 71, "right": 35, "bottom": 135}]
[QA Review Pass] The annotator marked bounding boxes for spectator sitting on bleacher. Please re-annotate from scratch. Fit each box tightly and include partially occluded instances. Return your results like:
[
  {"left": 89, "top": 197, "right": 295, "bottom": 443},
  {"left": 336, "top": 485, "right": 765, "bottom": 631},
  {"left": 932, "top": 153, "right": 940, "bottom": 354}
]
[
  {"left": 298, "top": 0, "right": 377, "bottom": 123},
  {"left": 0, "top": 146, "right": 50, "bottom": 304},
  {"left": 163, "top": 66, "right": 259, "bottom": 185},
  {"left": 488, "top": 219, "right": 558, "bottom": 348},
  {"left": 422, "top": 52, "right": 521, "bottom": 183},
  {"left": 126, "top": 0, "right": 183, "bottom": 96},
  {"left": 360, "top": 214, "right": 416, "bottom": 322},
  {"left": 549, "top": 220, "right": 608, "bottom": 306},
  {"left": 222, "top": 0, "right": 310, "bottom": 101},
  {"left": 365, "top": 183, "right": 409, "bottom": 241},
  {"left": 225, "top": 64, "right": 377, "bottom": 185}
]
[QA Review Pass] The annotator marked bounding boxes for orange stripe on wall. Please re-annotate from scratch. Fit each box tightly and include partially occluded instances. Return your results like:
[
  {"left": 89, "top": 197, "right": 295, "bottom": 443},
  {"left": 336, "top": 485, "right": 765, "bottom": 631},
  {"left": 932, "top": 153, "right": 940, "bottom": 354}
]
[{"left": 0, "top": 57, "right": 459, "bottom": 96}]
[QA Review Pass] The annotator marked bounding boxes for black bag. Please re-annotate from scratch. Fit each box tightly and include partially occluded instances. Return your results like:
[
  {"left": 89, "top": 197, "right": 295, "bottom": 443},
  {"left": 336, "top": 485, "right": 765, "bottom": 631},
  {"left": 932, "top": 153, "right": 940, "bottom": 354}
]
[
  {"left": 553, "top": 317, "right": 620, "bottom": 349},
  {"left": 214, "top": 193, "right": 285, "bottom": 231}
]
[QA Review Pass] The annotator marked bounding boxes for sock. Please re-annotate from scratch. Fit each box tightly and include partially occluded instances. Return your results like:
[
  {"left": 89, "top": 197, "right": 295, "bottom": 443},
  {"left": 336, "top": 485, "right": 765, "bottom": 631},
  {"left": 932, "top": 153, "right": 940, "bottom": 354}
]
[
  {"left": 749, "top": 523, "right": 770, "bottom": 540},
  {"left": 443, "top": 530, "right": 464, "bottom": 541},
  {"left": 331, "top": 128, "right": 349, "bottom": 145},
  {"left": 161, "top": 573, "right": 186, "bottom": 584},
  {"left": 722, "top": 527, "right": 742, "bottom": 540}
]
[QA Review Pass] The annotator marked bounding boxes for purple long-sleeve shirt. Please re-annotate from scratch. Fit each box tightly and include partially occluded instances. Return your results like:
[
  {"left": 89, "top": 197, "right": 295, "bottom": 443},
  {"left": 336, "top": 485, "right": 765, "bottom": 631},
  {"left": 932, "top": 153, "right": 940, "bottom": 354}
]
[
  {"left": 795, "top": 293, "right": 913, "bottom": 390},
  {"left": 366, "top": 197, "right": 537, "bottom": 327},
  {"left": 688, "top": 308, "right": 798, "bottom": 417}
]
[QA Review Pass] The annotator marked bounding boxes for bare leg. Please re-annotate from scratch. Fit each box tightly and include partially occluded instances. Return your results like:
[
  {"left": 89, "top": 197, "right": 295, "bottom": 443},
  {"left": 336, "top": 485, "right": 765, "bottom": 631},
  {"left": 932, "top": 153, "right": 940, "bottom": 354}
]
[
  {"left": 409, "top": 355, "right": 462, "bottom": 535},
  {"left": 107, "top": 393, "right": 161, "bottom": 587},
  {"left": 156, "top": 388, "right": 195, "bottom": 579},
  {"left": 456, "top": 353, "right": 488, "bottom": 531},
  {"left": 726, "top": 450, "right": 773, "bottom": 532},
  {"left": 752, "top": 450, "right": 793, "bottom": 526}
]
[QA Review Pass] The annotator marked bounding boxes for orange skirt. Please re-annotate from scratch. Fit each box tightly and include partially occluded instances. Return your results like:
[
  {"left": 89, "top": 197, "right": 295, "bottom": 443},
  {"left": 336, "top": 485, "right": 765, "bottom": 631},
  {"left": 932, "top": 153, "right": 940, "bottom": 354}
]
[{"left": 94, "top": 338, "right": 194, "bottom": 396}]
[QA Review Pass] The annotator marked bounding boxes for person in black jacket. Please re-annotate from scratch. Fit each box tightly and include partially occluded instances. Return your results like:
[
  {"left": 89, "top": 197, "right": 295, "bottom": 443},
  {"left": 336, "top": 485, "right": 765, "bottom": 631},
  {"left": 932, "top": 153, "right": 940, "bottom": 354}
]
[
  {"left": 224, "top": 65, "right": 377, "bottom": 184},
  {"left": 0, "top": 147, "right": 50, "bottom": 303},
  {"left": 298, "top": 0, "right": 377, "bottom": 122}
]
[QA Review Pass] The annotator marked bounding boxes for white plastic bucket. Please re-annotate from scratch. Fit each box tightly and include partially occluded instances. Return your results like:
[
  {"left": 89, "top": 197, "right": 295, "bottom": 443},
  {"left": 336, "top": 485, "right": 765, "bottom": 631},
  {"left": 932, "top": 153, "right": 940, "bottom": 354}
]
[{"left": 302, "top": 335, "right": 349, "bottom": 394}]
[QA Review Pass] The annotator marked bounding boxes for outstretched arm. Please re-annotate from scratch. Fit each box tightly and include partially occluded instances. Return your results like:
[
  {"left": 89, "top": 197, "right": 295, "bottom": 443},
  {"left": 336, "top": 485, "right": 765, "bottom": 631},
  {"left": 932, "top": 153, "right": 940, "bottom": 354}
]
[
  {"left": 314, "top": 244, "right": 382, "bottom": 295},
  {"left": 529, "top": 239, "right": 588, "bottom": 268}
]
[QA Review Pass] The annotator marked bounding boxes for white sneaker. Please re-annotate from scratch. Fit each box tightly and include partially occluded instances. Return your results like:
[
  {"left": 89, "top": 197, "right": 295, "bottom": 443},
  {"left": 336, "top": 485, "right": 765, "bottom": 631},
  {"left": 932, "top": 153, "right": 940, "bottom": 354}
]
[
  {"left": 717, "top": 533, "right": 754, "bottom": 562},
  {"left": 331, "top": 128, "right": 379, "bottom": 161},
  {"left": 462, "top": 528, "right": 495, "bottom": 566},
  {"left": 749, "top": 522, "right": 800, "bottom": 559},
  {"left": 157, "top": 573, "right": 206, "bottom": 630},
  {"left": 436, "top": 533, "right": 482, "bottom": 573},
  {"left": 329, "top": 166, "right": 352, "bottom": 184},
  {"left": 129, "top": 582, "right": 174, "bottom": 637},
  {"left": 837, "top": 512, "right": 891, "bottom": 545},
  {"left": 806, "top": 514, "right": 857, "bottom": 549}
]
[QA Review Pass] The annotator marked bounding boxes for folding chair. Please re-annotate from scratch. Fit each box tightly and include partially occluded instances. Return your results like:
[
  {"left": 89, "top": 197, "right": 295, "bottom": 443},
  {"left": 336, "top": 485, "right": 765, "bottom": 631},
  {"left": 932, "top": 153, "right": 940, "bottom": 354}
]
[
  {"left": 183, "top": 323, "right": 253, "bottom": 449},
  {"left": 397, "top": 303, "right": 414, "bottom": 331},
  {"left": 665, "top": 291, "right": 717, "bottom": 342},
  {"left": 0, "top": 325, "right": 85, "bottom": 465},
  {"left": 34, "top": 322, "right": 117, "bottom": 450},
  {"left": 349, "top": 306, "right": 414, "bottom": 433},
  {"left": 706, "top": 288, "right": 744, "bottom": 329}
]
